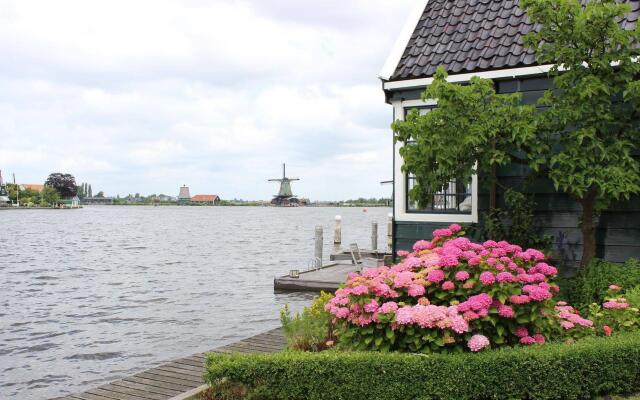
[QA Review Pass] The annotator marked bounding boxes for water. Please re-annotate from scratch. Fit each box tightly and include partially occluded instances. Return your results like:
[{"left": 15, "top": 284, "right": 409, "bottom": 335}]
[{"left": 0, "top": 206, "right": 391, "bottom": 399}]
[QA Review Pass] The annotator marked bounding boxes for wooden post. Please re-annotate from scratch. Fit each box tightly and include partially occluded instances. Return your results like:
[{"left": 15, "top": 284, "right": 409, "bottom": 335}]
[
  {"left": 371, "top": 221, "right": 378, "bottom": 252},
  {"left": 315, "top": 225, "right": 323, "bottom": 267},
  {"left": 387, "top": 213, "right": 393, "bottom": 252},
  {"left": 334, "top": 215, "right": 342, "bottom": 246}
]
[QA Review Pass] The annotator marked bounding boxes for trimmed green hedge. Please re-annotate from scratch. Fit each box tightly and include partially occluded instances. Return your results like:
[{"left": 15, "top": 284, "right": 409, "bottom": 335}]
[{"left": 205, "top": 332, "right": 640, "bottom": 400}]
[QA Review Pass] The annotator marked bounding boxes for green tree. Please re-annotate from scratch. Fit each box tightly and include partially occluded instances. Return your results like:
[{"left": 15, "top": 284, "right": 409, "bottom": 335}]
[
  {"left": 522, "top": 0, "right": 640, "bottom": 266},
  {"left": 41, "top": 186, "right": 60, "bottom": 206},
  {"left": 45, "top": 173, "right": 78, "bottom": 198},
  {"left": 391, "top": 67, "right": 537, "bottom": 210}
]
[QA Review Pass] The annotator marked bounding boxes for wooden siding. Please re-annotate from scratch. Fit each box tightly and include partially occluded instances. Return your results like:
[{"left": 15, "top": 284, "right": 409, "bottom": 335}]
[{"left": 393, "top": 75, "right": 640, "bottom": 272}]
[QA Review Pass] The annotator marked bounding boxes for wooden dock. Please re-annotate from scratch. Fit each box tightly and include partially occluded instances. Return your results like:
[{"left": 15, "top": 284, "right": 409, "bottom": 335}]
[
  {"left": 274, "top": 250, "right": 390, "bottom": 292},
  {"left": 274, "top": 262, "right": 360, "bottom": 292},
  {"left": 52, "top": 328, "right": 286, "bottom": 400}
]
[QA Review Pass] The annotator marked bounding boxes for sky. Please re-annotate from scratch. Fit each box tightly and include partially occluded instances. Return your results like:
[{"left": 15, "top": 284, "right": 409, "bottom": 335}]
[{"left": 0, "top": 0, "right": 416, "bottom": 200}]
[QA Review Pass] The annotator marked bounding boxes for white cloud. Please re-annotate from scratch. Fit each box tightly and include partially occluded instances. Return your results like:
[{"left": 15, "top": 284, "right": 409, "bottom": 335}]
[{"left": 0, "top": 0, "right": 415, "bottom": 199}]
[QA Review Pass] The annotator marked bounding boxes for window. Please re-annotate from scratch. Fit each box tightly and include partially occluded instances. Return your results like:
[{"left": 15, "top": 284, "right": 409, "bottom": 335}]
[
  {"left": 406, "top": 175, "right": 473, "bottom": 214},
  {"left": 393, "top": 99, "right": 478, "bottom": 223}
]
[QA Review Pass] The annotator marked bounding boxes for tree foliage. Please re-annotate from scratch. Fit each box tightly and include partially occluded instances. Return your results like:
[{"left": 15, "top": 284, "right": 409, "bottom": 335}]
[
  {"left": 45, "top": 172, "right": 78, "bottom": 198},
  {"left": 392, "top": 67, "right": 537, "bottom": 209},
  {"left": 522, "top": 0, "right": 640, "bottom": 265}
]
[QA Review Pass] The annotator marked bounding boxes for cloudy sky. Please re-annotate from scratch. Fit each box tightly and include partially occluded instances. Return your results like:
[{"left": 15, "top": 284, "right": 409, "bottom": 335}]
[{"left": 0, "top": 0, "right": 416, "bottom": 200}]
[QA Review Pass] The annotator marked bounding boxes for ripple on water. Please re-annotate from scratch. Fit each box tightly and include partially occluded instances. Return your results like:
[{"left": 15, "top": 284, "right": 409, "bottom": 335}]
[
  {"left": 1, "top": 206, "right": 390, "bottom": 400},
  {"left": 64, "top": 352, "right": 124, "bottom": 361}
]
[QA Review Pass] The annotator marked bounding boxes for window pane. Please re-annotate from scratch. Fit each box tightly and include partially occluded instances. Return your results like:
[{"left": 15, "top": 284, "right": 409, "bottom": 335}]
[
  {"left": 402, "top": 105, "right": 473, "bottom": 215},
  {"left": 407, "top": 175, "right": 472, "bottom": 214}
]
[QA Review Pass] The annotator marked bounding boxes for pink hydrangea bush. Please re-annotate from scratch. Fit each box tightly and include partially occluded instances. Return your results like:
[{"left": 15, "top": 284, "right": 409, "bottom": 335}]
[
  {"left": 587, "top": 285, "right": 639, "bottom": 334},
  {"left": 326, "top": 224, "right": 563, "bottom": 353}
]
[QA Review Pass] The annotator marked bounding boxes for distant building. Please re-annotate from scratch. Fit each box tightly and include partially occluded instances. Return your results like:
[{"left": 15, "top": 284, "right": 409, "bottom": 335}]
[
  {"left": 82, "top": 197, "right": 115, "bottom": 205},
  {"left": 62, "top": 196, "right": 81, "bottom": 208},
  {"left": 191, "top": 194, "right": 220, "bottom": 205},
  {"left": 0, "top": 171, "right": 10, "bottom": 206},
  {"left": 178, "top": 185, "right": 191, "bottom": 203},
  {"left": 19, "top": 184, "right": 45, "bottom": 192}
]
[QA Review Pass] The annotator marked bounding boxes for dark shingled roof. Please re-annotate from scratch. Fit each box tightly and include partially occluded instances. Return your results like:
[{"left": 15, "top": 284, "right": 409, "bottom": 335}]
[{"left": 391, "top": 0, "right": 640, "bottom": 81}]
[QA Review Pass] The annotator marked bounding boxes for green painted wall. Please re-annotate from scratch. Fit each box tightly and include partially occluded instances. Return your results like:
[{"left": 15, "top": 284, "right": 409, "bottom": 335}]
[{"left": 392, "top": 75, "right": 640, "bottom": 273}]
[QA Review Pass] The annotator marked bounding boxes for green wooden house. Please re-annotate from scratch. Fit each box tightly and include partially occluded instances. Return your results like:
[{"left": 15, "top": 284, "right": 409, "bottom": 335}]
[{"left": 380, "top": 0, "right": 640, "bottom": 271}]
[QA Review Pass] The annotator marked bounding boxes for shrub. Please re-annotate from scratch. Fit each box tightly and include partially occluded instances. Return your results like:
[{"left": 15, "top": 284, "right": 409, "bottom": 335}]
[
  {"left": 479, "top": 189, "right": 553, "bottom": 251},
  {"left": 625, "top": 286, "right": 640, "bottom": 308},
  {"left": 588, "top": 285, "right": 640, "bottom": 336},
  {"left": 280, "top": 292, "right": 334, "bottom": 351},
  {"left": 204, "top": 331, "right": 640, "bottom": 400},
  {"left": 325, "top": 224, "right": 562, "bottom": 352},
  {"left": 565, "top": 259, "right": 640, "bottom": 309}
]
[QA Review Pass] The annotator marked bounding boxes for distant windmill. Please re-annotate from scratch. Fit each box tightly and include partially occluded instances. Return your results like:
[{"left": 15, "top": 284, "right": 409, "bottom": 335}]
[{"left": 268, "top": 163, "right": 301, "bottom": 206}]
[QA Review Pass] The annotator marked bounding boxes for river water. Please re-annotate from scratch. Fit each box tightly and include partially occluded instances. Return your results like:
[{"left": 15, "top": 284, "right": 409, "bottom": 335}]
[{"left": 0, "top": 206, "right": 391, "bottom": 399}]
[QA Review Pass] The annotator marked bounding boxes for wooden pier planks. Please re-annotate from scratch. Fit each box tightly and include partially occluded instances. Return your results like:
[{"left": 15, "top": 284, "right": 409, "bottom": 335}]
[{"left": 53, "top": 327, "right": 285, "bottom": 400}]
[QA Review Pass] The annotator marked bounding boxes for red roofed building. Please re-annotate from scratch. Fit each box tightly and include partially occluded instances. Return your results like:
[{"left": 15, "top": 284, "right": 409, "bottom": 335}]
[
  {"left": 20, "top": 184, "right": 45, "bottom": 192},
  {"left": 191, "top": 194, "right": 220, "bottom": 205}
]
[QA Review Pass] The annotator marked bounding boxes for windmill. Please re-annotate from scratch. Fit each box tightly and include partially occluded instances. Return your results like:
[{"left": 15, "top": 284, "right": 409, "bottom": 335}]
[{"left": 268, "top": 163, "right": 300, "bottom": 206}]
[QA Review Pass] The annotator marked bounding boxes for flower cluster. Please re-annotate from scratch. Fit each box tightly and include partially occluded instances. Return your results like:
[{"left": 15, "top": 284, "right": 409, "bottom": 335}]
[
  {"left": 555, "top": 302, "right": 594, "bottom": 331},
  {"left": 327, "top": 224, "right": 562, "bottom": 353},
  {"left": 603, "top": 298, "right": 629, "bottom": 310}
]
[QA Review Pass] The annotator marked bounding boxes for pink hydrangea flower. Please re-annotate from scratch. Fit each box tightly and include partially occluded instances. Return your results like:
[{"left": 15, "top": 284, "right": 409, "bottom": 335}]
[
  {"left": 379, "top": 302, "right": 398, "bottom": 314},
  {"left": 450, "top": 223, "right": 462, "bottom": 233},
  {"left": 496, "top": 272, "right": 515, "bottom": 283},
  {"left": 413, "top": 240, "right": 432, "bottom": 252},
  {"left": 498, "top": 304, "right": 514, "bottom": 318},
  {"left": 408, "top": 283, "right": 426, "bottom": 297},
  {"left": 560, "top": 320, "right": 575, "bottom": 330},
  {"left": 433, "top": 228, "right": 453, "bottom": 238},
  {"left": 442, "top": 281, "right": 455, "bottom": 291},
  {"left": 515, "top": 326, "right": 529, "bottom": 338},
  {"left": 509, "top": 295, "right": 531, "bottom": 305},
  {"left": 609, "top": 284, "right": 621, "bottom": 291},
  {"left": 532, "top": 334, "right": 545, "bottom": 344},
  {"left": 334, "top": 307, "right": 349, "bottom": 319},
  {"left": 520, "top": 336, "right": 536, "bottom": 345},
  {"left": 439, "top": 255, "right": 459, "bottom": 268},
  {"left": 351, "top": 285, "right": 369, "bottom": 295},
  {"left": 468, "top": 256, "right": 482, "bottom": 266},
  {"left": 467, "top": 334, "right": 490, "bottom": 352},
  {"left": 479, "top": 271, "right": 496, "bottom": 286},
  {"left": 395, "top": 307, "right": 413, "bottom": 325},
  {"left": 364, "top": 300, "right": 379, "bottom": 313},
  {"left": 455, "top": 271, "right": 470, "bottom": 281},
  {"left": 427, "top": 269, "right": 445, "bottom": 283},
  {"left": 463, "top": 310, "right": 479, "bottom": 321},
  {"left": 393, "top": 271, "right": 414, "bottom": 288},
  {"left": 397, "top": 250, "right": 410, "bottom": 258},
  {"left": 450, "top": 316, "right": 469, "bottom": 334},
  {"left": 523, "top": 284, "right": 552, "bottom": 301},
  {"left": 603, "top": 301, "right": 629, "bottom": 309}
]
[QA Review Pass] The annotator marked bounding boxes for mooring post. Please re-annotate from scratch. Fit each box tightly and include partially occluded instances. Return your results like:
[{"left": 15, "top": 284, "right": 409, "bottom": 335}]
[
  {"left": 371, "top": 221, "right": 378, "bottom": 252},
  {"left": 334, "top": 215, "right": 342, "bottom": 246},
  {"left": 315, "top": 225, "right": 323, "bottom": 268},
  {"left": 387, "top": 213, "right": 393, "bottom": 252}
]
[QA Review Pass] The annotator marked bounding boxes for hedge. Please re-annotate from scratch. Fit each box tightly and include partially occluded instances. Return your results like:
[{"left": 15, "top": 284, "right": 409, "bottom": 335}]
[{"left": 204, "top": 332, "right": 640, "bottom": 400}]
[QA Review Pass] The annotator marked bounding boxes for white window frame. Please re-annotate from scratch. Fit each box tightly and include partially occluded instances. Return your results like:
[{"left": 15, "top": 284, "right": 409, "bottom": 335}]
[{"left": 393, "top": 98, "right": 479, "bottom": 223}]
